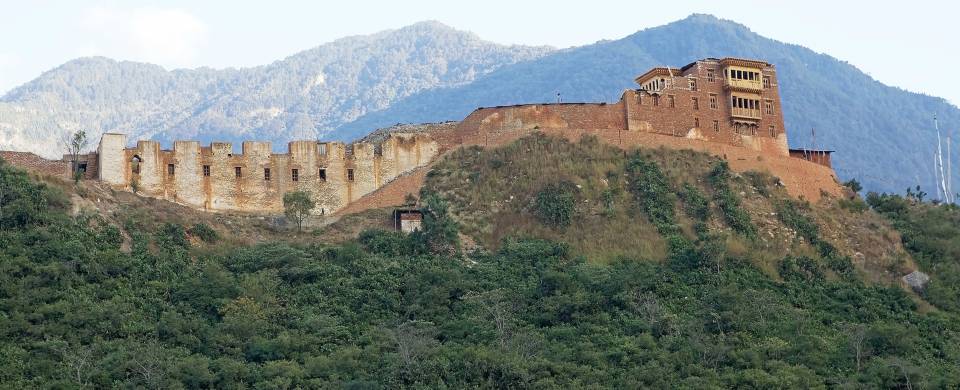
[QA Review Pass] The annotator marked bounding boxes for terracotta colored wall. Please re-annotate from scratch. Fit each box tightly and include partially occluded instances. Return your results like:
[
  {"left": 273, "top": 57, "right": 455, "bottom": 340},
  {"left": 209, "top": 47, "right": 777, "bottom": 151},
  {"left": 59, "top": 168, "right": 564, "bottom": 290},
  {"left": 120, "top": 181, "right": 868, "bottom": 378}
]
[
  {"left": 790, "top": 150, "right": 833, "bottom": 168},
  {"left": 0, "top": 151, "right": 68, "bottom": 176}
]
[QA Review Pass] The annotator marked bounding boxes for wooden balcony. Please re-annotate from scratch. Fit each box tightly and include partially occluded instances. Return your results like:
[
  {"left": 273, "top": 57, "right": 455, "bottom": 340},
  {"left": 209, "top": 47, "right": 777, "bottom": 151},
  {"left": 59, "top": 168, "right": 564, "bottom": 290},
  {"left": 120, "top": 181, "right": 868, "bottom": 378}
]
[
  {"left": 724, "top": 78, "right": 763, "bottom": 91},
  {"left": 731, "top": 107, "right": 761, "bottom": 119}
]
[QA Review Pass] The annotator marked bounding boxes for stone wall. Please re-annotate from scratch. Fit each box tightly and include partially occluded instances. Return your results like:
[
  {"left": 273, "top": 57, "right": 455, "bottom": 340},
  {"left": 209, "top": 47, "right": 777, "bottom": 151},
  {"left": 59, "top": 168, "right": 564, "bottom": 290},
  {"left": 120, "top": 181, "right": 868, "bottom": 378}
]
[{"left": 96, "top": 133, "right": 438, "bottom": 215}]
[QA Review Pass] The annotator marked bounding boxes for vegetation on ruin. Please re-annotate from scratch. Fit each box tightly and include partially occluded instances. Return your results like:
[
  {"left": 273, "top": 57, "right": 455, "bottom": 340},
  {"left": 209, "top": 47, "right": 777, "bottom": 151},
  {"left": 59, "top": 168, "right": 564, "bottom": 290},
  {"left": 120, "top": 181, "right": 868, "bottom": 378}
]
[
  {"left": 3, "top": 136, "right": 960, "bottom": 388},
  {"left": 283, "top": 190, "right": 315, "bottom": 233}
]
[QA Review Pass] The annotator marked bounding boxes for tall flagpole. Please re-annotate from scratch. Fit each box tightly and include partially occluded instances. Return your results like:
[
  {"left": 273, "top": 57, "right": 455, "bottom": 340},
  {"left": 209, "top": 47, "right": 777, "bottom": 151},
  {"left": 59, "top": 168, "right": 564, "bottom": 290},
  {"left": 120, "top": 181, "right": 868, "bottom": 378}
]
[{"left": 935, "top": 115, "right": 952, "bottom": 203}]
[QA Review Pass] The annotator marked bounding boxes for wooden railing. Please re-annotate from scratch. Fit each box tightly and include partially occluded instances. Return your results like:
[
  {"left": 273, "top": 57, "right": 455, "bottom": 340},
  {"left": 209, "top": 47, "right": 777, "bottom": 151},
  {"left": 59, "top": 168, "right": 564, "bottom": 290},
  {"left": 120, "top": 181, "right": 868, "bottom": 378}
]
[
  {"left": 731, "top": 107, "right": 762, "bottom": 119},
  {"left": 725, "top": 78, "right": 763, "bottom": 90}
]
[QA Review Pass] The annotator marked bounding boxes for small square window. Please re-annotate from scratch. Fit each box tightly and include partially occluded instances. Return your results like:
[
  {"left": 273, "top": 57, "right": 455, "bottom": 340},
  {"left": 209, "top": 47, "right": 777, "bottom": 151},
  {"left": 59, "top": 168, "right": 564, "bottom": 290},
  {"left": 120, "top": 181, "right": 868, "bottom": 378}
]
[
  {"left": 167, "top": 164, "right": 175, "bottom": 175},
  {"left": 264, "top": 168, "right": 271, "bottom": 181},
  {"left": 235, "top": 167, "right": 242, "bottom": 178},
  {"left": 347, "top": 168, "right": 355, "bottom": 182},
  {"left": 292, "top": 169, "right": 299, "bottom": 182},
  {"left": 202, "top": 165, "right": 210, "bottom": 177},
  {"left": 319, "top": 168, "right": 327, "bottom": 181}
]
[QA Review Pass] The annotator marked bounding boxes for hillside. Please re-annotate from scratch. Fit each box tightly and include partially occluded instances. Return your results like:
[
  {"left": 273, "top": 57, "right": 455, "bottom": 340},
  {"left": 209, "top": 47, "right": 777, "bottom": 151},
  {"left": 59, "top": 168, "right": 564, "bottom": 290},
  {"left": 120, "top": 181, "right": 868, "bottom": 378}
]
[
  {"left": 0, "top": 21, "right": 550, "bottom": 158},
  {"left": 334, "top": 14, "right": 960, "bottom": 195},
  {"left": 4, "top": 134, "right": 960, "bottom": 387}
]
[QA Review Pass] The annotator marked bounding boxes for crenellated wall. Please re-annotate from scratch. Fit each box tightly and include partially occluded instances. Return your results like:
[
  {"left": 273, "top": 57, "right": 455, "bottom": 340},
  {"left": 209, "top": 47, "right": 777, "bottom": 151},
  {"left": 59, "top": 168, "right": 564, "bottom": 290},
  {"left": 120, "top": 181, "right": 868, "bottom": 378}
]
[{"left": 96, "top": 133, "right": 438, "bottom": 215}]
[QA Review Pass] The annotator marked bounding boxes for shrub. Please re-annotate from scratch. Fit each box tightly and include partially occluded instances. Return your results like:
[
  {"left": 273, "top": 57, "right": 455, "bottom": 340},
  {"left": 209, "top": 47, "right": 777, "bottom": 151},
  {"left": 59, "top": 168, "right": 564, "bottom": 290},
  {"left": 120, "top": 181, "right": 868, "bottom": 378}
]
[
  {"left": 708, "top": 162, "right": 757, "bottom": 239},
  {"left": 412, "top": 192, "right": 460, "bottom": 256},
  {"left": 189, "top": 223, "right": 220, "bottom": 243},
  {"left": 158, "top": 223, "right": 189, "bottom": 248},
  {"left": 359, "top": 229, "right": 412, "bottom": 257},
  {"left": 843, "top": 178, "right": 863, "bottom": 193},
  {"left": 534, "top": 181, "right": 577, "bottom": 228},
  {"left": 625, "top": 153, "right": 679, "bottom": 236},
  {"left": 838, "top": 198, "right": 868, "bottom": 213}
]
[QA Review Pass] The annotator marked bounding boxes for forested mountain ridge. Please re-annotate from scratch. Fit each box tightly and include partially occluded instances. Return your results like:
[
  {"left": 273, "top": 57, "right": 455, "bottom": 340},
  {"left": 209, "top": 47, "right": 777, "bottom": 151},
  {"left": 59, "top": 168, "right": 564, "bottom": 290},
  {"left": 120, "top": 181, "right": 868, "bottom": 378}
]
[{"left": 0, "top": 21, "right": 550, "bottom": 157}]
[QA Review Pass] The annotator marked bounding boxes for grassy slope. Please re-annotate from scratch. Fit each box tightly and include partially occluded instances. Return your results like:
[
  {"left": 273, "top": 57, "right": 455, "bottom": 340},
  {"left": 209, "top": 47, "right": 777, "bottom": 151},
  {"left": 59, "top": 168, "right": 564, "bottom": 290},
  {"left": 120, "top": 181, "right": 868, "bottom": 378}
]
[{"left": 424, "top": 133, "right": 915, "bottom": 285}]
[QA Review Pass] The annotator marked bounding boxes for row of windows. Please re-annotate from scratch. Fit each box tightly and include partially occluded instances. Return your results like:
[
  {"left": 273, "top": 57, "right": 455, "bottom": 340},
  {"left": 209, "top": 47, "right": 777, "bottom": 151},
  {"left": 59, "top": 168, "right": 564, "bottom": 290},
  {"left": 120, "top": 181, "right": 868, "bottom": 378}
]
[
  {"left": 169, "top": 164, "right": 353, "bottom": 182},
  {"left": 690, "top": 118, "right": 777, "bottom": 136},
  {"left": 639, "top": 92, "right": 774, "bottom": 114}
]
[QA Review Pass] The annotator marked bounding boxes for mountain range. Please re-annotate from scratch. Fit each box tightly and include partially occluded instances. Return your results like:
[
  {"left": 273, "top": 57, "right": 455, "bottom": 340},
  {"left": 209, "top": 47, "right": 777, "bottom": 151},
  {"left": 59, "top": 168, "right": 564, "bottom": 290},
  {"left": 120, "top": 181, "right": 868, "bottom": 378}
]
[{"left": 1, "top": 14, "right": 958, "bottom": 195}]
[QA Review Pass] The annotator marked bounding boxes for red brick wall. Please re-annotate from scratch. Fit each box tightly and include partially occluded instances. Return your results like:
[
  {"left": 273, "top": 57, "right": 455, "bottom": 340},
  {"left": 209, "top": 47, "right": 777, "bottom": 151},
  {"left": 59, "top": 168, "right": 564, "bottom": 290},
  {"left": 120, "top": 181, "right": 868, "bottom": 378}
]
[
  {"left": 0, "top": 151, "right": 69, "bottom": 177},
  {"left": 454, "top": 59, "right": 791, "bottom": 159}
]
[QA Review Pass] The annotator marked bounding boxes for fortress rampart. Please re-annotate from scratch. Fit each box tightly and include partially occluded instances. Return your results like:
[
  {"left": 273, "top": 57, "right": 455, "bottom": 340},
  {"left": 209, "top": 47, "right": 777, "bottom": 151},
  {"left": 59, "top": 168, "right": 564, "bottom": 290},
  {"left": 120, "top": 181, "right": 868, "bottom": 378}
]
[
  {"left": 454, "top": 57, "right": 793, "bottom": 160},
  {"left": 95, "top": 133, "right": 438, "bottom": 215},
  {"left": 1, "top": 57, "right": 841, "bottom": 214}
]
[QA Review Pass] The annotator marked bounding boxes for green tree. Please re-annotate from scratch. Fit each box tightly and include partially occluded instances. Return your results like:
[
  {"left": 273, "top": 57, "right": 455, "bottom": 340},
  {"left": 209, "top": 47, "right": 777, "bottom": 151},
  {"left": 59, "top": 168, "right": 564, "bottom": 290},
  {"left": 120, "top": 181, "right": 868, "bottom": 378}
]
[
  {"left": 283, "top": 190, "right": 315, "bottom": 232},
  {"left": 412, "top": 192, "right": 459, "bottom": 255},
  {"left": 64, "top": 130, "right": 88, "bottom": 183}
]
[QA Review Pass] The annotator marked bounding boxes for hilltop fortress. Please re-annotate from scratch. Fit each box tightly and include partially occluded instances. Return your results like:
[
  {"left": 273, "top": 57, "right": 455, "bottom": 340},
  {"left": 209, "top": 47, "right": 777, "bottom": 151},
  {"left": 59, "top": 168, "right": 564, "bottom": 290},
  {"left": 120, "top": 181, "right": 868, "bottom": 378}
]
[{"left": 2, "top": 57, "right": 840, "bottom": 215}]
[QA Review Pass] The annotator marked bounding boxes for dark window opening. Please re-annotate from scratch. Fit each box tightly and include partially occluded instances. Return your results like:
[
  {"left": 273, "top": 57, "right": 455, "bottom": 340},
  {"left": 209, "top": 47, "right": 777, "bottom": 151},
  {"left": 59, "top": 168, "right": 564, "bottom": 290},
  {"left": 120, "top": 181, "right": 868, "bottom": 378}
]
[
  {"left": 264, "top": 168, "right": 271, "bottom": 181},
  {"left": 668, "top": 95, "right": 675, "bottom": 108},
  {"left": 713, "top": 120, "right": 720, "bottom": 132},
  {"left": 131, "top": 155, "right": 142, "bottom": 174},
  {"left": 292, "top": 169, "right": 299, "bottom": 182},
  {"left": 709, "top": 94, "right": 718, "bottom": 109},
  {"left": 707, "top": 68, "right": 715, "bottom": 82},
  {"left": 202, "top": 165, "right": 210, "bottom": 177},
  {"left": 167, "top": 164, "right": 175, "bottom": 175},
  {"left": 769, "top": 125, "right": 776, "bottom": 137},
  {"left": 77, "top": 162, "right": 88, "bottom": 174},
  {"left": 319, "top": 168, "right": 327, "bottom": 181},
  {"left": 653, "top": 95, "right": 660, "bottom": 106},
  {"left": 694, "top": 117, "right": 700, "bottom": 128},
  {"left": 347, "top": 168, "right": 355, "bottom": 182},
  {"left": 692, "top": 97, "right": 699, "bottom": 110},
  {"left": 235, "top": 167, "right": 242, "bottom": 178}
]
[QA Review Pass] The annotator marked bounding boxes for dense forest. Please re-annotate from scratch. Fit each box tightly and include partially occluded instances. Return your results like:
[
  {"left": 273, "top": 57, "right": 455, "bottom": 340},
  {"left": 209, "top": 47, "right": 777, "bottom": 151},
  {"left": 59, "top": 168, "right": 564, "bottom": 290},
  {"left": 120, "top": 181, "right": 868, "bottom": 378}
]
[{"left": 1, "top": 150, "right": 960, "bottom": 388}]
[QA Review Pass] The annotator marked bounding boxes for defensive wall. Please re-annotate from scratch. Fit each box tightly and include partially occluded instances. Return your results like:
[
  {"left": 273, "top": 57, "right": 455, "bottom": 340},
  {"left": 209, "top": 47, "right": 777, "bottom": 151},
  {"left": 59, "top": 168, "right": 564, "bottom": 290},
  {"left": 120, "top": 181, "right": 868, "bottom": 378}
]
[
  {"left": 95, "top": 133, "right": 438, "bottom": 215},
  {"left": 0, "top": 57, "right": 843, "bottom": 214}
]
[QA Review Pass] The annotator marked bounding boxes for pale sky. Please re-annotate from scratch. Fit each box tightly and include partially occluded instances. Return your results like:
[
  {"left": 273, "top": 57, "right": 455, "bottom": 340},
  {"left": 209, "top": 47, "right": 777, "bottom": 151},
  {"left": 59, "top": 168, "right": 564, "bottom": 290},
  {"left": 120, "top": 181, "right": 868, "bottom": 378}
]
[{"left": 0, "top": 0, "right": 956, "bottom": 106}]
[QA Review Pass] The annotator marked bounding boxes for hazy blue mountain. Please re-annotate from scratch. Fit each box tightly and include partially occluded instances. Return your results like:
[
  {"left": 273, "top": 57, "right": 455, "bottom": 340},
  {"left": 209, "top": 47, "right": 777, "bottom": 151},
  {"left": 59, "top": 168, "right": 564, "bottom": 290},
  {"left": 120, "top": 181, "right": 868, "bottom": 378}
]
[
  {"left": 0, "top": 21, "right": 551, "bottom": 157},
  {"left": 333, "top": 14, "right": 960, "bottom": 195},
  {"left": 1, "top": 15, "right": 957, "bottom": 194}
]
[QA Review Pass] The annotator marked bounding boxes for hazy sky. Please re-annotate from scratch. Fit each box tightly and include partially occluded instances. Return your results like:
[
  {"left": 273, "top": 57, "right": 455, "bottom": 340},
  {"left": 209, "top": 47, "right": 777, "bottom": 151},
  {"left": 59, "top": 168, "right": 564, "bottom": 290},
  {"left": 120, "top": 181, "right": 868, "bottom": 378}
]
[{"left": 0, "top": 0, "right": 956, "bottom": 105}]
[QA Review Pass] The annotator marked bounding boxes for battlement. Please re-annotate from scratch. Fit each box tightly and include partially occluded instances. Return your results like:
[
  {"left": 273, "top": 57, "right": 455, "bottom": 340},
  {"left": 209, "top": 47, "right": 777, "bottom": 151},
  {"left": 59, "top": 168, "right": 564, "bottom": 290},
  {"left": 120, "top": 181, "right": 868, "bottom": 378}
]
[
  {"left": 22, "top": 56, "right": 835, "bottom": 216},
  {"left": 95, "top": 133, "right": 438, "bottom": 215}
]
